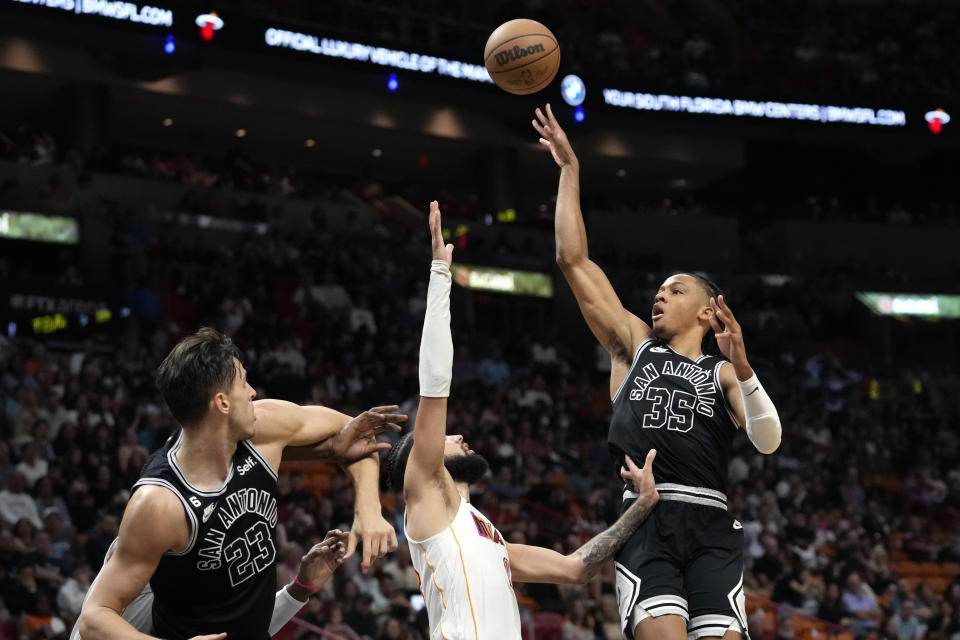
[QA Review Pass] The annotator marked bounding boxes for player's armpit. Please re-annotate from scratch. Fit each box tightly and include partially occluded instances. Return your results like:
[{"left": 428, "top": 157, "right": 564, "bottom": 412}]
[
  {"left": 717, "top": 363, "right": 746, "bottom": 428},
  {"left": 78, "top": 486, "right": 190, "bottom": 640},
  {"left": 557, "top": 258, "right": 649, "bottom": 363},
  {"left": 505, "top": 543, "right": 585, "bottom": 585}
]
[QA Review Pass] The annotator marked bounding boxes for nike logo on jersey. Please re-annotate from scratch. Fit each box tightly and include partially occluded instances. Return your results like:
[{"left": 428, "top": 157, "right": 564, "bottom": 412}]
[
  {"left": 202, "top": 501, "right": 218, "bottom": 523},
  {"left": 649, "top": 346, "right": 669, "bottom": 353},
  {"left": 733, "top": 520, "right": 743, "bottom": 530}
]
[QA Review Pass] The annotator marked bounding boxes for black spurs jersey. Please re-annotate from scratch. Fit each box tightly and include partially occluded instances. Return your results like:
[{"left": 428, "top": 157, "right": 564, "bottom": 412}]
[
  {"left": 608, "top": 338, "right": 740, "bottom": 493},
  {"left": 134, "top": 431, "right": 279, "bottom": 640}
]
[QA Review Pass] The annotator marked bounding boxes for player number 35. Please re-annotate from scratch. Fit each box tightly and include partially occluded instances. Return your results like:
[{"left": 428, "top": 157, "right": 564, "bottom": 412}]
[{"left": 636, "top": 387, "right": 696, "bottom": 433}]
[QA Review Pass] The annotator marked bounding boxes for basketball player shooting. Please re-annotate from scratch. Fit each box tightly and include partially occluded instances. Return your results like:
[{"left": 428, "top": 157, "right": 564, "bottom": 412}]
[
  {"left": 78, "top": 329, "right": 404, "bottom": 640},
  {"left": 533, "top": 103, "right": 782, "bottom": 640},
  {"left": 384, "top": 201, "right": 660, "bottom": 640}
]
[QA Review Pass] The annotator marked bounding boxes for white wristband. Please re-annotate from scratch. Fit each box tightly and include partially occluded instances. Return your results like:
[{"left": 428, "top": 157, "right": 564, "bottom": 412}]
[
  {"left": 419, "top": 260, "right": 453, "bottom": 398},
  {"left": 736, "top": 373, "right": 782, "bottom": 454},
  {"left": 269, "top": 586, "right": 307, "bottom": 635}
]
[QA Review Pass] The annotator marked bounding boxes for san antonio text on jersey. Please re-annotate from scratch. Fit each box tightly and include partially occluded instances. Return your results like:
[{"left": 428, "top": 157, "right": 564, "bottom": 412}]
[
  {"left": 608, "top": 339, "right": 740, "bottom": 494},
  {"left": 134, "top": 431, "right": 279, "bottom": 640}
]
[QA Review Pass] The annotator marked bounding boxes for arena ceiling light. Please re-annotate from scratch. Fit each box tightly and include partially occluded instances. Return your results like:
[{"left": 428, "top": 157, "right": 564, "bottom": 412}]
[
  {"left": 264, "top": 27, "right": 493, "bottom": 84},
  {"left": 450, "top": 264, "right": 553, "bottom": 298},
  {"left": 0, "top": 210, "right": 79, "bottom": 244},
  {"left": 560, "top": 74, "right": 585, "bottom": 106},
  {"left": 925, "top": 109, "right": 950, "bottom": 135},
  {"left": 7, "top": 0, "right": 175, "bottom": 27},
  {"left": 857, "top": 292, "right": 960, "bottom": 319},
  {"left": 602, "top": 88, "right": 907, "bottom": 127}
]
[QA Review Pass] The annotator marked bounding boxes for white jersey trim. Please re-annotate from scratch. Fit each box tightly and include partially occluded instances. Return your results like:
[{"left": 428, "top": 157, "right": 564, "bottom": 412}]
[
  {"left": 713, "top": 361, "right": 743, "bottom": 429},
  {"left": 612, "top": 339, "right": 655, "bottom": 405},
  {"left": 132, "top": 477, "right": 199, "bottom": 555},
  {"left": 241, "top": 439, "right": 278, "bottom": 481},
  {"left": 167, "top": 431, "right": 237, "bottom": 496}
]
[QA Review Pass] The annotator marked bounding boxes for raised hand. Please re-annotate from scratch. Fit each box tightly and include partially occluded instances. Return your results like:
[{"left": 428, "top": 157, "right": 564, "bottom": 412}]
[
  {"left": 532, "top": 103, "right": 578, "bottom": 169},
  {"left": 346, "top": 509, "right": 398, "bottom": 574},
  {"left": 429, "top": 201, "right": 454, "bottom": 265},
  {"left": 334, "top": 406, "right": 406, "bottom": 464},
  {"left": 296, "top": 530, "right": 350, "bottom": 589},
  {"left": 708, "top": 295, "right": 749, "bottom": 369},
  {"left": 620, "top": 450, "right": 659, "bottom": 506}
]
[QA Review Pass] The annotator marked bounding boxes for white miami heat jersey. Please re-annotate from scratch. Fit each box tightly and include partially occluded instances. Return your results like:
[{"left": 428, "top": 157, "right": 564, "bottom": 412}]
[{"left": 406, "top": 498, "right": 521, "bottom": 640}]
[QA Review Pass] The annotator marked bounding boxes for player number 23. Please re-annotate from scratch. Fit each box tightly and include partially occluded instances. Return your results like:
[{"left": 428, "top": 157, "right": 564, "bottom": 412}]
[
  {"left": 638, "top": 387, "right": 696, "bottom": 433},
  {"left": 223, "top": 521, "right": 276, "bottom": 587}
]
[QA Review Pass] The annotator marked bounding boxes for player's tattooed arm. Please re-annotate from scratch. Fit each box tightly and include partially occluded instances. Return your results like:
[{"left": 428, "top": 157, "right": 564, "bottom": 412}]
[
  {"left": 574, "top": 450, "right": 658, "bottom": 581},
  {"left": 506, "top": 450, "right": 658, "bottom": 585}
]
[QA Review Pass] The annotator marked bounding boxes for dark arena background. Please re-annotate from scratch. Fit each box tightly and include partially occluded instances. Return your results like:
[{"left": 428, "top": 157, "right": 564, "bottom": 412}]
[{"left": 1, "top": 1, "right": 959, "bottom": 639}]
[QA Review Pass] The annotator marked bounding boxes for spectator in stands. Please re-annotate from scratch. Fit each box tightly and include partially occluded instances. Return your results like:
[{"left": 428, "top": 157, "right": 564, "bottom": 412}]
[
  {"left": 891, "top": 599, "right": 927, "bottom": 640},
  {"left": 842, "top": 571, "right": 883, "bottom": 635},
  {"left": 0, "top": 473, "right": 42, "bottom": 529}
]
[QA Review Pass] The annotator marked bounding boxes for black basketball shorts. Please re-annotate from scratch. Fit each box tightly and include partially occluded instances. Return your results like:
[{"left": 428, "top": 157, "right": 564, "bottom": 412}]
[{"left": 615, "top": 484, "right": 748, "bottom": 640}]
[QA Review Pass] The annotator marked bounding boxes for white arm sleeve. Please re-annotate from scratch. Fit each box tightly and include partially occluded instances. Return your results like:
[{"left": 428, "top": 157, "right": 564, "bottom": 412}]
[
  {"left": 737, "top": 373, "right": 782, "bottom": 454},
  {"left": 419, "top": 260, "right": 453, "bottom": 398},
  {"left": 268, "top": 586, "right": 306, "bottom": 635}
]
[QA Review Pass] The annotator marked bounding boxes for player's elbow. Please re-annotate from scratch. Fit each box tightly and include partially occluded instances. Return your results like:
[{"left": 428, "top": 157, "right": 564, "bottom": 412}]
[
  {"left": 570, "top": 558, "right": 593, "bottom": 585},
  {"left": 747, "top": 417, "right": 782, "bottom": 454},
  {"left": 555, "top": 247, "right": 585, "bottom": 271},
  {"left": 76, "top": 610, "right": 99, "bottom": 640}
]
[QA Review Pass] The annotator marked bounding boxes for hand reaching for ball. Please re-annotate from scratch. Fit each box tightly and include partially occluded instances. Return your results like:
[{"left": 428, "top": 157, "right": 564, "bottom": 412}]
[{"left": 532, "top": 103, "right": 579, "bottom": 170}]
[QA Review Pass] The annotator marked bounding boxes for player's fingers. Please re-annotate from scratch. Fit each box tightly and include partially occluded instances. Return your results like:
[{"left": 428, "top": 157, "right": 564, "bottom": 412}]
[
  {"left": 369, "top": 441, "right": 393, "bottom": 454},
  {"left": 323, "top": 528, "right": 344, "bottom": 542},
  {"left": 344, "top": 530, "right": 358, "bottom": 560},
  {"left": 369, "top": 405, "right": 401, "bottom": 414},
  {"left": 546, "top": 102, "right": 556, "bottom": 122},
  {"left": 532, "top": 119, "right": 546, "bottom": 136},
  {"left": 534, "top": 107, "right": 548, "bottom": 127},
  {"left": 389, "top": 528, "right": 399, "bottom": 552},
  {"left": 375, "top": 422, "right": 403, "bottom": 434},
  {"left": 644, "top": 449, "right": 657, "bottom": 468},
  {"left": 623, "top": 454, "right": 641, "bottom": 474},
  {"left": 718, "top": 295, "right": 737, "bottom": 320},
  {"left": 378, "top": 412, "right": 407, "bottom": 423},
  {"left": 362, "top": 536, "right": 375, "bottom": 572},
  {"left": 620, "top": 465, "right": 631, "bottom": 480}
]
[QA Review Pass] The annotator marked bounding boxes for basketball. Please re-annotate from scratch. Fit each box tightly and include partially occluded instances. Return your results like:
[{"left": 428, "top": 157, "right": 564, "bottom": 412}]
[{"left": 484, "top": 19, "right": 560, "bottom": 95}]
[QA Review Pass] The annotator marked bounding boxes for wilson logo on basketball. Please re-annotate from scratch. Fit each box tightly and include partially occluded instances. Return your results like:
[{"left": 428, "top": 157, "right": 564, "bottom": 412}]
[{"left": 494, "top": 43, "right": 545, "bottom": 67}]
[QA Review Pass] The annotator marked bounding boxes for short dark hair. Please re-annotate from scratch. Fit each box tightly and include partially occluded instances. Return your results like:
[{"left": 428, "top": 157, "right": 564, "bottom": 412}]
[
  {"left": 385, "top": 432, "right": 414, "bottom": 491},
  {"left": 156, "top": 327, "right": 242, "bottom": 426},
  {"left": 673, "top": 272, "right": 725, "bottom": 357}
]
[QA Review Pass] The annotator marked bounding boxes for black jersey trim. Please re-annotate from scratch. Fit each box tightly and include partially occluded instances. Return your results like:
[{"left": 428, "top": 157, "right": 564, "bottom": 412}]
[
  {"left": 133, "top": 478, "right": 199, "bottom": 555},
  {"left": 611, "top": 339, "right": 654, "bottom": 405},
  {"left": 713, "top": 361, "right": 742, "bottom": 430},
  {"left": 241, "top": 440, "right": 278, "bottom": 482},
  {"left": 167, "top": 431, "right": 237, "bottom": 497}
]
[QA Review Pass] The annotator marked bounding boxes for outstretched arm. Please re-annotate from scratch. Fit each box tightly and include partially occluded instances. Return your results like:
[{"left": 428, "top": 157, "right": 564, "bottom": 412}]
[
  {"left": 507, "top": 451, "right": 659, "bottom": 584},
  {"left": 533, "top": 103, "right": 650, "bottom": 364},
  {"left": 405, "top": 202, "right": 456, "bottom": 499},
  {"left": 710, "top": 295, "right": 781, "bottom": 454}
]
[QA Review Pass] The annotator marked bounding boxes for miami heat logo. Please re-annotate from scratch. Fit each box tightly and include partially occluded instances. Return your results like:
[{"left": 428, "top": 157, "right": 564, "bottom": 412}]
[{"left": 471, "top": 513, "right": 505, "bottom": 546}]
